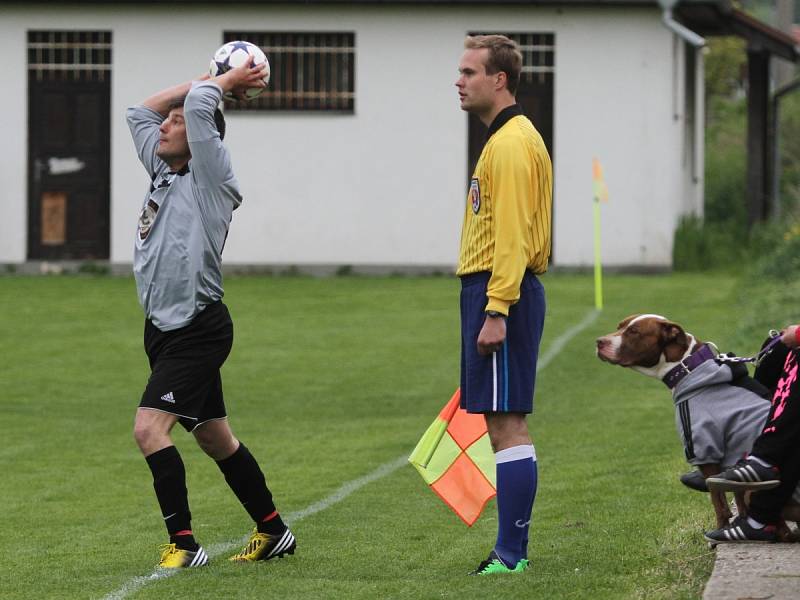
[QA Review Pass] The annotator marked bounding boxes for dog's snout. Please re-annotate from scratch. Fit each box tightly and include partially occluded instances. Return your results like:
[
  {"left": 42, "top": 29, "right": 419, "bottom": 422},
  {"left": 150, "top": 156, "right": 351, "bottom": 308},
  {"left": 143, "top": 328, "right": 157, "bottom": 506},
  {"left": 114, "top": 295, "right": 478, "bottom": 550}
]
[{"left": 595, "top": 335, "right": 619, "bottom": 363}]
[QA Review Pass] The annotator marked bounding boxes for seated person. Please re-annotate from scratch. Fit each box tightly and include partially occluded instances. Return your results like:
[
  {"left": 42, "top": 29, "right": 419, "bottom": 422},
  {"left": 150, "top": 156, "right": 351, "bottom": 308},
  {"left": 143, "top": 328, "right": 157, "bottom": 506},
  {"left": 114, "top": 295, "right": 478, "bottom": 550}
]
[{"left": 705, "top": 326, "right": 800, "bottom": 543}]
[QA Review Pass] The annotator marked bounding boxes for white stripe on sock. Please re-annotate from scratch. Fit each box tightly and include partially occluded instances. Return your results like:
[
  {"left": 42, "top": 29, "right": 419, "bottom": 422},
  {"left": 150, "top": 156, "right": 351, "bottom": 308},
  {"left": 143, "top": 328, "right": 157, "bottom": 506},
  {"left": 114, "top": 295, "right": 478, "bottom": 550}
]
[{"left": 495, "top": 444, "right": 536, "bottom": 464}]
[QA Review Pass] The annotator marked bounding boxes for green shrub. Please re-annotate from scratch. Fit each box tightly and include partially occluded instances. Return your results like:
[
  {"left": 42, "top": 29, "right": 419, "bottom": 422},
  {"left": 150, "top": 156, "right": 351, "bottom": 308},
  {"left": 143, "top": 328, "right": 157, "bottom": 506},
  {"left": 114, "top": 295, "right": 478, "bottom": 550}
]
[
  {"left": 672, "top": 215, "right": 746, "bottom": 270},
  {"left": 748, "top": 219, "right": 800, "bottom": 279},
  {"left": 776, "top": 92, "right": 800, "bottom": 216}
]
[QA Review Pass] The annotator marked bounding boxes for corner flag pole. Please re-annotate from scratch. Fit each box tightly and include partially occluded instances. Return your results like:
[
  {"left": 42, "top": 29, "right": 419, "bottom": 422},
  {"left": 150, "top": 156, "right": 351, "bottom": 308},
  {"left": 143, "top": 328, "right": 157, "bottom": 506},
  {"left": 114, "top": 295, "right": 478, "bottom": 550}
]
[
  {"left": 593, "top": 197, "right": 603, "bottom": 310},
  {"left": 592, "top": 158, "right": 608, "bottom": 311}
]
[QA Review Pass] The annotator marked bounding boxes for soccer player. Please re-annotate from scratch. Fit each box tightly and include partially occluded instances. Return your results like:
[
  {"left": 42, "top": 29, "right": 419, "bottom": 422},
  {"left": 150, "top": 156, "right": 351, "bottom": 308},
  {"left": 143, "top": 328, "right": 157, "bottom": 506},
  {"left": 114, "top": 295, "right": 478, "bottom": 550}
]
[
  {"left": 454, "top": 35, "right": 553, "bottom": 575},
  {"left": 127, "top": 59, "right": 295, "bottom": 568}
]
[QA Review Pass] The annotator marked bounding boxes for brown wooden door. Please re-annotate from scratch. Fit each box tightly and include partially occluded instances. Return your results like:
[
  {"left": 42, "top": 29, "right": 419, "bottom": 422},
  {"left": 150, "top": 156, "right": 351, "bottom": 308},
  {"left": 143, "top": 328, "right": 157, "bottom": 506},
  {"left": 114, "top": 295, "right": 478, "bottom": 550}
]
[{"left": 28, "top": 34, "right": 111, "bottom": 260}]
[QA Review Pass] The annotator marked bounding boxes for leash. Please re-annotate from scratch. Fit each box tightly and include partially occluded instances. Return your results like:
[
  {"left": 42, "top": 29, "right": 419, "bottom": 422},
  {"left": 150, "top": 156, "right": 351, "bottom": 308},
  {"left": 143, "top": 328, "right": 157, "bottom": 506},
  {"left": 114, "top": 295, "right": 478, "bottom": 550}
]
[
  {"left": 709, "top": 331, "right": 783, "bottom": 367},
  {"left": 664, "top": 331, "right": 783, "bottom": 389}
]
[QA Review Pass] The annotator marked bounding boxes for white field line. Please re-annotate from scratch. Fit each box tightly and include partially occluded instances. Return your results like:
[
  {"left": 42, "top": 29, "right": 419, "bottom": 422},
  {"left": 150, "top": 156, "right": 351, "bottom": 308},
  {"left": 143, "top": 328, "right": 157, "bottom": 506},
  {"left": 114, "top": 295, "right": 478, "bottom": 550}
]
[
  {"left": 101, "top": 456, "right": 409, "bottom": 600},
  {"left": 101, "top": 309, "right": 598, "bottom": 600},
  {"left": 537, "top": 309, "right": 600, "bottom": 372}
]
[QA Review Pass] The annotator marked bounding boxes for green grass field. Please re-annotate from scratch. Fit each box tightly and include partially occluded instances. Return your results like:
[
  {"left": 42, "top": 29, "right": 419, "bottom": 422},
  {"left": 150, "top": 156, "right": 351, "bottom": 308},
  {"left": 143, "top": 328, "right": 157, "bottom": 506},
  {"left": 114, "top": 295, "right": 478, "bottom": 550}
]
[{"left": 1, "top": 271, "right": 762, "bottom": 599}]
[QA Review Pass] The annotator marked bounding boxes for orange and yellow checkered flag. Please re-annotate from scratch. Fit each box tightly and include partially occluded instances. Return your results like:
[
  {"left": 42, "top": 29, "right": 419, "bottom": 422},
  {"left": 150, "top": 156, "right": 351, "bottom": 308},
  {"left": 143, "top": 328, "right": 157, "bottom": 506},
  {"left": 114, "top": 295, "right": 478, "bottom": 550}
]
[{"left": 408, "top": 388, "right": 496, "bottom": 526}]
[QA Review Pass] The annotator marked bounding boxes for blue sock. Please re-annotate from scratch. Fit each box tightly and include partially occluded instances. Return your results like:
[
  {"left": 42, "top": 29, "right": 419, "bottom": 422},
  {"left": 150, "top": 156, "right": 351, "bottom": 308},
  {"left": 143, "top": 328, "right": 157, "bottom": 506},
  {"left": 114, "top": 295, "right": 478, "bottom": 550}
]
[
  {"left": 494, "top": 445, "right": 537, "bottom": 567},
  {"left": 520, "top": 479, "right": 536, "bottom": 560}
]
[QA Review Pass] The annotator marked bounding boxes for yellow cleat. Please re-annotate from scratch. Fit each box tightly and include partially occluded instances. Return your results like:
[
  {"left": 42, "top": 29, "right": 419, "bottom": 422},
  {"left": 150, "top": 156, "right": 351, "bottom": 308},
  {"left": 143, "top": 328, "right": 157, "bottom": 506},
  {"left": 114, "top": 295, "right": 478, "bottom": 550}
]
[
  {"left": 229, "top": 528, "right": 296, "bottom": 562},
  {"left": 158, "top": 543, "right": 209, "bottom": 568}
]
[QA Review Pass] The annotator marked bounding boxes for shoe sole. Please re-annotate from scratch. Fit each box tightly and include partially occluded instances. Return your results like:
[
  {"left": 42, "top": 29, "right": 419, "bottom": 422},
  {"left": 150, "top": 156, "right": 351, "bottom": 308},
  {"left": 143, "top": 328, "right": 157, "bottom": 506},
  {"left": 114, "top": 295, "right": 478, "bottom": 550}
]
[
  {"left": 157, "top": 561, "right": 209, "bottom": 569},
  {"left": 703, "top": 534, "right": 774, "bottom": 545},
  {"left": 706, "top": 478, "right": 780, "bottom": 492}
]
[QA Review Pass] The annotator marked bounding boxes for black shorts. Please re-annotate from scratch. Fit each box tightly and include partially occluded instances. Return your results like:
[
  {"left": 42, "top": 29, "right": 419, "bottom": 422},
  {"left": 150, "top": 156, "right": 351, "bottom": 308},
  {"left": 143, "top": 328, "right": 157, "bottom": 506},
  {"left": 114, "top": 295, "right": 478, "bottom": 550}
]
[{"left": 140, "top": 301, "right": 233, "bottom": 432}]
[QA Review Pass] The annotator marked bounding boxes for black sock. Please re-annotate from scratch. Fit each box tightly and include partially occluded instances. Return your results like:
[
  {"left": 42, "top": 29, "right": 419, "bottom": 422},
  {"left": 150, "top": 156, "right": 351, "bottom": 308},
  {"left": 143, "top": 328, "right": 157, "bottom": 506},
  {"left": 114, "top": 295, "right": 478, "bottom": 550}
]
[
  {"left": 145, "top": 446, "right": 194, "bottom": 540},
  {"left": 216, "top": 442, "right": 284, "bottom": 532},
  {"left": 257, "top": 510, "right": 287, "bottom": 535},
  {"left": 169, "top": 532, "right": 199, "bottom": 552}
]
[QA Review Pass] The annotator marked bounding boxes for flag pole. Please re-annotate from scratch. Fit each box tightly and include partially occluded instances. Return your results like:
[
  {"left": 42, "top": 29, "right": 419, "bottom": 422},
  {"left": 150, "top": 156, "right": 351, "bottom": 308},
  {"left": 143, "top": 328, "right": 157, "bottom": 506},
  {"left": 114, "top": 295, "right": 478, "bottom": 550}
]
[
  {"left": 591, "top": 157, "right": 606, "bottom": 311},
  {"left": 593, "top": 195, "right": 603, "bottom": 310}
]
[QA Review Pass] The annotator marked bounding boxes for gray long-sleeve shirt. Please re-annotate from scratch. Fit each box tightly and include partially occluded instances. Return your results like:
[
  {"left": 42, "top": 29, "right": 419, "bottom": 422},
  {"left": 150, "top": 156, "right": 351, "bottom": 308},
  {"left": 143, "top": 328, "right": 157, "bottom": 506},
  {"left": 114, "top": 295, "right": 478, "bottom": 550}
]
[{"left": 127, "top": 81, "right": 242, "bottom": 331}]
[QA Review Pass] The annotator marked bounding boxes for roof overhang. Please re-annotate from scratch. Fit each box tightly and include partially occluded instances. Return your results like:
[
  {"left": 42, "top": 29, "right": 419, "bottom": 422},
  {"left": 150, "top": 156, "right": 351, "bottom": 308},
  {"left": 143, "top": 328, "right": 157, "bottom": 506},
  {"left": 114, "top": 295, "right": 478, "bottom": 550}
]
[
  {"left": 3, "top": 0, "right": 798, "bottom": 61},
  {"left": 676, "top": 0, "right": 800, "bottom": 61}
]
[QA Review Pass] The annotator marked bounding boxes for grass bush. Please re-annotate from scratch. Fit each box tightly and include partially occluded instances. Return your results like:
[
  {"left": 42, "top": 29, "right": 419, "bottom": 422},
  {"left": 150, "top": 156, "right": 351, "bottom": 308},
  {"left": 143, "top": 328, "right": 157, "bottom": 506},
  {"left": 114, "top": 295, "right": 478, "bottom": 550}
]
[
  {"left": 672, "top": 215, "right": 745, "bottom": 271},
  {"left": 674, "top": 39, "right": 800, "bottom": 272}
]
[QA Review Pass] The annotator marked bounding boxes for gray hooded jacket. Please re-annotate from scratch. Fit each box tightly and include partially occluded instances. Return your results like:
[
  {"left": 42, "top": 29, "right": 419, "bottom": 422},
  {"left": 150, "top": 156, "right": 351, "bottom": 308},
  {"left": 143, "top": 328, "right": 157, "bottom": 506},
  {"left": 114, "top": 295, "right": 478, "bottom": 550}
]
[{"left": 672, "top": 359, "right": 769, "bottom": 467}]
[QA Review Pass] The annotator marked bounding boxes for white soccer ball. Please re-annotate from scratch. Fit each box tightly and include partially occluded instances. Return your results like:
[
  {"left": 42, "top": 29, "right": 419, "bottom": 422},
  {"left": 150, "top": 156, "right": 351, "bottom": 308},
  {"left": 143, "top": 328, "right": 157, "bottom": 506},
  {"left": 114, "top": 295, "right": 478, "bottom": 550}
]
[{"left": 209, "top": 40, "right": 270, "bottom": 100}]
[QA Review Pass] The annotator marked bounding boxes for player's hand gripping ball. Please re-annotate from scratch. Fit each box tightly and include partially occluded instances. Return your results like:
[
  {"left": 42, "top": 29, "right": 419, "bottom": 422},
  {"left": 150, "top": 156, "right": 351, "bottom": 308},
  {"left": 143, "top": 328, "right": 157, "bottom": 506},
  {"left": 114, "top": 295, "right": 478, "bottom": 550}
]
[{"left": 209, "top": 40, "right": 270, "bottom": 100}]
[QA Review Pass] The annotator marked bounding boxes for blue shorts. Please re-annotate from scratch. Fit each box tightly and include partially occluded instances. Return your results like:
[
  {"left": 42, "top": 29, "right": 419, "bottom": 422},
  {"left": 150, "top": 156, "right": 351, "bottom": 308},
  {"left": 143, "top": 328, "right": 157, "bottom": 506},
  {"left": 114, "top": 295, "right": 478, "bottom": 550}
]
[{"left": 459, "top": 271, "right": 545, "bottom": 414}]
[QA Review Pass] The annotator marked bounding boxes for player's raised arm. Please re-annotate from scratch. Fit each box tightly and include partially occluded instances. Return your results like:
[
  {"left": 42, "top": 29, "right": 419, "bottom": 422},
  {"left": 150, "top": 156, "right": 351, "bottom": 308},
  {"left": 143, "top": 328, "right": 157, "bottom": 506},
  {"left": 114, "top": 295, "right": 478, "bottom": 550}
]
[
  {"left": 127, "top": 73, "right": 209, "bottom": 177},
  {"left": 141, "top": 73, "right": 210, "bottom": 116},
  {"left": 182, "top": 80, "right": 237, "bottom": 194}
]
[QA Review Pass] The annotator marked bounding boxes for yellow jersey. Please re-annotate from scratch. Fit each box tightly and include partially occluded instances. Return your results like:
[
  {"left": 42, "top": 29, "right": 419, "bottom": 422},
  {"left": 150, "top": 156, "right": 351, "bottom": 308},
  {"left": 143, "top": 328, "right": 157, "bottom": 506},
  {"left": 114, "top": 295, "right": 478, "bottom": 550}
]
[{"left": 457, "top": 106, "right": 553, "bottom": 315}]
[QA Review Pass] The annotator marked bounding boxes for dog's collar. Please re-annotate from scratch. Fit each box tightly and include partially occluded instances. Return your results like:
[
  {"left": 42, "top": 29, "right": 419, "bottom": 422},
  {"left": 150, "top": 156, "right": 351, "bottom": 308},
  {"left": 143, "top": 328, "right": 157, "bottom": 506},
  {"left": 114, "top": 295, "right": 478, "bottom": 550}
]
[{"left": 662, "top": 343, "right": 716, "bottom": 389}]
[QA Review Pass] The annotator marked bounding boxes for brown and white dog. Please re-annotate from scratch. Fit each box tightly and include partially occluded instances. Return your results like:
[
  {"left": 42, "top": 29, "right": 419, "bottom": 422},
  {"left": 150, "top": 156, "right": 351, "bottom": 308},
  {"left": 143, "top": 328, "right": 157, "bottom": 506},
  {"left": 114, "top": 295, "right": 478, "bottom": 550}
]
[
  {"left": 595, "top": 314, "right": 757, "bottom": 528},
  {"left": 596, "top": 314, "right": 800, "bottom": 540}
]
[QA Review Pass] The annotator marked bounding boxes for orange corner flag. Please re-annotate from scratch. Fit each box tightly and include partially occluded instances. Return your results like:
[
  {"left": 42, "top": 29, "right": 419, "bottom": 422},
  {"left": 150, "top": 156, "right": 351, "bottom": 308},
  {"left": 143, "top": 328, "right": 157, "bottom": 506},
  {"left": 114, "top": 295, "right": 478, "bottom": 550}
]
[
  {"left": 408, "top": 389, "right": 495, "bottom": 526},
  {"left": 592, "top": 157, "right": 609, "bottom": 203}
]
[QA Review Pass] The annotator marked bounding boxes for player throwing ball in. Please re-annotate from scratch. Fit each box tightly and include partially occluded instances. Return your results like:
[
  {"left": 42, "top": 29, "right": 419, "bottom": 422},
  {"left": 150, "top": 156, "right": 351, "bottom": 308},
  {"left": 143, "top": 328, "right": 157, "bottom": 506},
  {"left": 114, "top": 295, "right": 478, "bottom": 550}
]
[
  {"left": 455, "top": 35, "right": 552, "bottom": 575},
  {"left": 127, "top": 58, "right": 295, "bottom": 568}
]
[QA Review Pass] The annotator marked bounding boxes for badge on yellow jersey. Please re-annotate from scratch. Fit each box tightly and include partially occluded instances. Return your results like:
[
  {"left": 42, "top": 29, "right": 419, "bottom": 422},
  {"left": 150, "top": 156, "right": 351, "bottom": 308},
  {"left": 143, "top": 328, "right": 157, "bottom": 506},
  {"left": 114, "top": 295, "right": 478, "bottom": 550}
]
[{"left": 469, "top": 178, "right": 481, "bottom": 214}]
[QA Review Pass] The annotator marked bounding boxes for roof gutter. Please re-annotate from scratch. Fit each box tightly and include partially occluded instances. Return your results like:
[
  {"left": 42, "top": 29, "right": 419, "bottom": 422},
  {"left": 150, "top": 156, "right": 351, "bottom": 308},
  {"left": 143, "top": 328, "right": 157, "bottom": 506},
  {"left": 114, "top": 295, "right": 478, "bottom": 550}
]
[{"left": 659, "top": 0, "right": 705, "bottom": 47}]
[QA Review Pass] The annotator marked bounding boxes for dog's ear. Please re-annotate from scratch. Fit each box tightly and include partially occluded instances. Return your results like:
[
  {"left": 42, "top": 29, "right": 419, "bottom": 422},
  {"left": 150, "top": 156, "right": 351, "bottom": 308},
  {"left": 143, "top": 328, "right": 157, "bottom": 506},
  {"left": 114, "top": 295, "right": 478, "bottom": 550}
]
[{"left": 662, "top": 321, "right": 688, "bottom": 362}]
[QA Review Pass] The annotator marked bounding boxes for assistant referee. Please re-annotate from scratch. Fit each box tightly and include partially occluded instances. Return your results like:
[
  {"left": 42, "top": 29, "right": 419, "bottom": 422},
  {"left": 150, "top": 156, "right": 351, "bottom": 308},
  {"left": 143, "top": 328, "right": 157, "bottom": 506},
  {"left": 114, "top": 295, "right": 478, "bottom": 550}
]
[{"left": 454, "top": 34, "right": 553, "bottom": 576}]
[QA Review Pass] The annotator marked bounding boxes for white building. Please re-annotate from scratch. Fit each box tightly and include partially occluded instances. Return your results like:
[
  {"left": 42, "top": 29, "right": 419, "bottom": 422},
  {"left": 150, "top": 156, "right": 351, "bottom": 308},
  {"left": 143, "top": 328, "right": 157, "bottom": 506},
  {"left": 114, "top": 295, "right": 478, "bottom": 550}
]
[{"left": 1, "top": 0, "right": 794, "bottom": 271}]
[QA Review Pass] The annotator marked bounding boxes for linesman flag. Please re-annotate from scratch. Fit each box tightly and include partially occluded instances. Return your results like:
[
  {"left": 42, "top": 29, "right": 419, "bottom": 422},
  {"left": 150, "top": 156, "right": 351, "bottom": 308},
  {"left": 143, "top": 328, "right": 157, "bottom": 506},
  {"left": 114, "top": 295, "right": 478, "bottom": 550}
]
[{"left": 408, "top": 388, "right": 496, "bottom": 526}]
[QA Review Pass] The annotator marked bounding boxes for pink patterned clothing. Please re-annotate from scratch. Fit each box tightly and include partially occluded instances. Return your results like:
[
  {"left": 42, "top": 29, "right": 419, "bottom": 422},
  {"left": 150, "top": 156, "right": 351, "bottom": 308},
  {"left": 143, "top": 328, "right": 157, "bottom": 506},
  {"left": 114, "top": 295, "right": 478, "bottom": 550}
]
[
  {"left": 749, "top": 345, "right": 800, "bottom": 525},
  {"left": 756, "top": 350, "right": 800, "bottom": 448}
]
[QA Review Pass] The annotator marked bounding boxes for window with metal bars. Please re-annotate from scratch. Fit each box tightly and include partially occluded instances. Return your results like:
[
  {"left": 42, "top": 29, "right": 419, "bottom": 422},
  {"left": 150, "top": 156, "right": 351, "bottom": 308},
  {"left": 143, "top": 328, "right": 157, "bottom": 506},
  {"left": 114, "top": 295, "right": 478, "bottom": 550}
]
[
  {"left": 222, "top": 32, "right": 355, "bottom": 112},
  {"left": 516, "top": 33, "right": 555, "bottom": 85},
  {"left": 27, "top": 30, "right": 112, "bottom": 82}
]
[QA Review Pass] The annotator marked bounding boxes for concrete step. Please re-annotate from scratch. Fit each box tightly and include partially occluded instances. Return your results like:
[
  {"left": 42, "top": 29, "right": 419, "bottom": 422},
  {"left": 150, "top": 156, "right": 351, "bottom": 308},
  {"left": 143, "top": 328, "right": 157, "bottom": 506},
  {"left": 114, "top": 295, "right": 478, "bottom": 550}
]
[{"left": 703, "top": 544, "right": 800, "bottom": 600}]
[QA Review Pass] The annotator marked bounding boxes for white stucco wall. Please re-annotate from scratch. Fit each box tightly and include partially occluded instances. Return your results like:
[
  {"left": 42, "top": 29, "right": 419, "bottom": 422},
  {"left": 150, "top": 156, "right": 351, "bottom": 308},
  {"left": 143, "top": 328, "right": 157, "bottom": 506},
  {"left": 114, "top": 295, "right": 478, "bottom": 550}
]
[
  {"left": 1, "top": 21, "right": 27, "bottom": 263},
  {"left": 0, "top": 3, "right": 701, "bottom": 269}
]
